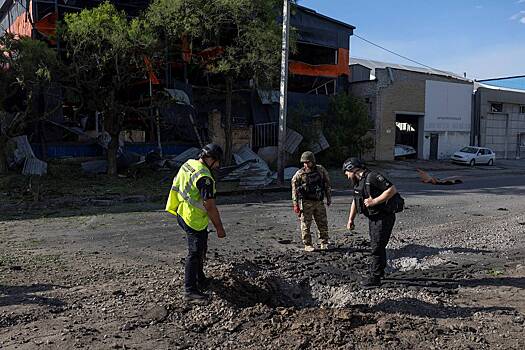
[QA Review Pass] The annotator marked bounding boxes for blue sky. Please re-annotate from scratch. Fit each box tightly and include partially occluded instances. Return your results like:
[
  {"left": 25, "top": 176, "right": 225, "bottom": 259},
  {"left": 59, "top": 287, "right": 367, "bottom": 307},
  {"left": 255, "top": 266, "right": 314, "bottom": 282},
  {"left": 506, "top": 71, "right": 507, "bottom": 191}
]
[{"left": 299, "top": 0, "right": 525, "bottom": 79}]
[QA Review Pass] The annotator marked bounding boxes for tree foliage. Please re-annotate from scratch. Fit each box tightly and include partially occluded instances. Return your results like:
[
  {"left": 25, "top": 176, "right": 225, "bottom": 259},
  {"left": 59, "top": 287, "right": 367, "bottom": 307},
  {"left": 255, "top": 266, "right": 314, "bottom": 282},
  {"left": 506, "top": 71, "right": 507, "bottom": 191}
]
[
  {"left": 0, "top": 33, "right": 60, "bottom": 173},
  {"left": 62, "top": 1, "right": 158, "bottom": 175},
  {"left": 146, "top": 0, "right": 284, "bottom": 164},
  {"left": 147, "top": 0, "right": 283, "bottom": 87},
  {"left": 321, "top": 94, "right": 374, "bottom": 165}
]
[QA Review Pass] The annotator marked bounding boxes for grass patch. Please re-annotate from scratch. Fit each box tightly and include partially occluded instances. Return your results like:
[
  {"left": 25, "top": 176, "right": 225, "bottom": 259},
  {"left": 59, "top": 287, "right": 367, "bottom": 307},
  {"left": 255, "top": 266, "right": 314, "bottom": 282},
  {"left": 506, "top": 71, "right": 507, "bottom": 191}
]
[
  {"left": 0, "top": 160, "right": 174, "bottom": 201},
  {"left": 487, "top": 267, "right": 504, "bottom": 277}
]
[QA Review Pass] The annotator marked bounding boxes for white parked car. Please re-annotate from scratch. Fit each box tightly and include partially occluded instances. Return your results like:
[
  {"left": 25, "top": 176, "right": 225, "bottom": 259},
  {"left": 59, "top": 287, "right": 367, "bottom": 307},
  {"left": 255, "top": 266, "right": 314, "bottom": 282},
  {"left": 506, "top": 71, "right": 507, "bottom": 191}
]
[
  {"left": 451, "top": 146, "right": 496, "bottom": 166},
  {"left": 394, "top": 144, "right": 417, "bottom": 158}
]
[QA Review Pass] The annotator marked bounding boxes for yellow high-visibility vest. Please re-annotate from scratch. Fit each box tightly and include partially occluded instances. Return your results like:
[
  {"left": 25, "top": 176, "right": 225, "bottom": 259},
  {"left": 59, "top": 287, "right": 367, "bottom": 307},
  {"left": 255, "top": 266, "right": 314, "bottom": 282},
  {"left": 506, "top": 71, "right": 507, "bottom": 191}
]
[{"left": 165, "top": 159, "right": 216, "bottom": 231}]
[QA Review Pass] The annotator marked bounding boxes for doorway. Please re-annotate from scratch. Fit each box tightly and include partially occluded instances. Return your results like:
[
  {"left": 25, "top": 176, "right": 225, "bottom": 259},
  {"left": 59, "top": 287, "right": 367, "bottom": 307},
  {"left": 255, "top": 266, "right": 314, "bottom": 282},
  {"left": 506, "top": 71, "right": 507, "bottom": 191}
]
[
  {"left": 395, "top": 114, "right": 421, "bottom": 159},
  {"left": 429, "top": 133, "right": 439, "bottom": 160}
]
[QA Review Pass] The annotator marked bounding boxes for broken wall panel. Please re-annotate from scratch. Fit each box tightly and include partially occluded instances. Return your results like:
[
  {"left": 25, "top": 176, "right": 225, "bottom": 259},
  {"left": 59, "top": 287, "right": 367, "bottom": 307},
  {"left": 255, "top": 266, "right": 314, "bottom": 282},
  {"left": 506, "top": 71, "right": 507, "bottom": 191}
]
[{"left": 289, "top": 48, "right": 349, "bottom": 79}]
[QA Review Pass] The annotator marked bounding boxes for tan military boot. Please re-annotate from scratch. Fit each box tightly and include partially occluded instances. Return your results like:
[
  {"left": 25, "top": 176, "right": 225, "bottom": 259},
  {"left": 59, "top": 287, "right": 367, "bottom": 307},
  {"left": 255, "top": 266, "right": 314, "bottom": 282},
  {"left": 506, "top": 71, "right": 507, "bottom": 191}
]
[
  {"left": 304, "top": 245, "right": 315, "bottom": 252},
  {"left": 320, "top": 242, "right": 330, "bottom": 250}
]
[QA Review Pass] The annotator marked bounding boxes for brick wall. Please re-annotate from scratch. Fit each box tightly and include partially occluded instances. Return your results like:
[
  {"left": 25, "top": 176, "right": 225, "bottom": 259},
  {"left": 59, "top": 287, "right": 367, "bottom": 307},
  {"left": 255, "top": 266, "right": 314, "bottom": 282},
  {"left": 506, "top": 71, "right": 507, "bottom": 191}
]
[
  {"left": 208, "top": 110, "right": 253, "bottom": 153},
  {"left": 351, "top": 68, "right": 472, "bottom": 160}
]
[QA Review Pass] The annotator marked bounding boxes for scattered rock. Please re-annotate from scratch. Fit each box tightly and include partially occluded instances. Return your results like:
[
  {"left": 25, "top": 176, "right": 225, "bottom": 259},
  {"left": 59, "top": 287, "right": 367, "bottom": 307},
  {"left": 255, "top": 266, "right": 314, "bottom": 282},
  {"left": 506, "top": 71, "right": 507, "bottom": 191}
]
[
  {"left": 143, "top": 306, "right": 168, "bottom": 324},
  {"left": 277, "top": 239, "right": 292, "bottom": 245}
]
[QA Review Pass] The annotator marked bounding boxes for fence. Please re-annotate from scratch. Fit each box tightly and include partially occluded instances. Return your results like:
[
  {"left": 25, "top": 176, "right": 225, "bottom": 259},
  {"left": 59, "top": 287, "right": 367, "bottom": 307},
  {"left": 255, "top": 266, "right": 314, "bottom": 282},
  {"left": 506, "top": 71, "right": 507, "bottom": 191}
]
[{"left": 253, "top": 122, "right": 278, "bottom": 148}]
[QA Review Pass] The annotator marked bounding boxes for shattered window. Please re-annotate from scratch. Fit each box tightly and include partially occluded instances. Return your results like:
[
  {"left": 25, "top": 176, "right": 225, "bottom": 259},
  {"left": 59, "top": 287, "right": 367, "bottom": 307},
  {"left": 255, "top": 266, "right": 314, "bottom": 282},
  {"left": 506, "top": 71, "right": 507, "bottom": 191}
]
[
  {"left": 490, "top": 103, "right": 503, "bottom": 113},
  {"left": 290, "top": 42, "right": 337, "bottom": 65}
]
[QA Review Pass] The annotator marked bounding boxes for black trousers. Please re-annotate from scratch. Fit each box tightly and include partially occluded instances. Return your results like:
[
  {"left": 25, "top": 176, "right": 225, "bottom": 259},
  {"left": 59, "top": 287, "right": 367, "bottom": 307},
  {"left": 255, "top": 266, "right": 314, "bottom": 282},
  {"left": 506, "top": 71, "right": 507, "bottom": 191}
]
[
  {"left": 177, "top": 216, "right": 208, "bottom": 293},
  {"left": 368, "top": 213, "right": 396, "bottom": 277}
]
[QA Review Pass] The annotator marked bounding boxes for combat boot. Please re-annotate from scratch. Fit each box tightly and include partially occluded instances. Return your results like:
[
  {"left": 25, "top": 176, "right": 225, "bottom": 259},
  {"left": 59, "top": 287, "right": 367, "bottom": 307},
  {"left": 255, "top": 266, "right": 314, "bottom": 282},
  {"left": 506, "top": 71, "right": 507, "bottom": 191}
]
[
  {"left": 320, "top": 242, "right": 330, "bottom": 250},
  {"left": 304, "top": 245, "right": 315, "bottom": 252},
  {"left": 360, "top": 275, "right": 381, "bottom": 289},
  {"left": 184, "top": 291, "right": 209, "bottom": 305}
]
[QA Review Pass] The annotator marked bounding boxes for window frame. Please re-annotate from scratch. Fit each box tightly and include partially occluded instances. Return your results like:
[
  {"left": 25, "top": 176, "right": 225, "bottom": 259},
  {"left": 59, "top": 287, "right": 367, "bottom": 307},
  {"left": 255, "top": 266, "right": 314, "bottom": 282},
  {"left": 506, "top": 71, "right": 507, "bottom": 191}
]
[{"left": 490, "top": 103, "right": 503, "bottom": 113}]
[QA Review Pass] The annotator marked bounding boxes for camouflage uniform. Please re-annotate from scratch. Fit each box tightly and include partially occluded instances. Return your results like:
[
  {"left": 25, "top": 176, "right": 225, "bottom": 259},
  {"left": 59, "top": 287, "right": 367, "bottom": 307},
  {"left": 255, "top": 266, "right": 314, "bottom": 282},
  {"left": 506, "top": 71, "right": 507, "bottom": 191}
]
[{"left": 291, "top": 164, "right": 332, "bottom": 246}]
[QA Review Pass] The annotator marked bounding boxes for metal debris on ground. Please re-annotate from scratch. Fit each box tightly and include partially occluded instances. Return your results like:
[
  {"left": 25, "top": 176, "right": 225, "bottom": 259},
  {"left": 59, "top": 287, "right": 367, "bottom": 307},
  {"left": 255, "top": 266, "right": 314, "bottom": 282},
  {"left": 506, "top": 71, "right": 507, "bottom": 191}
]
[
  {"left": 22, "top": 158, "right": 48, "bottom": 176},
  {"left": 7, "top": 135, "right": 36, "bottom": 166},
  {"left": 231, "top": 145, "right": 273, "bottom": 188},
  {"left": 285, "top": 128, "right": 303, "bottom": 155},
  {"left": 168, "top": 147, "right": 201, "bottom": 168},
  {"left": 416, "top": 169, "right": 463, "bottom": 185},
  {"left": 6, "top": 135, "right": 48, "bottom": 175},
  {"left": 219, "top": 160, "right": 257, "bottom": 181},
  {"left": 310, "top": 131, "right": 330, "bottom": 154},
  {"left": 257, "top": 146, "right": 278, "bottom": 166}
]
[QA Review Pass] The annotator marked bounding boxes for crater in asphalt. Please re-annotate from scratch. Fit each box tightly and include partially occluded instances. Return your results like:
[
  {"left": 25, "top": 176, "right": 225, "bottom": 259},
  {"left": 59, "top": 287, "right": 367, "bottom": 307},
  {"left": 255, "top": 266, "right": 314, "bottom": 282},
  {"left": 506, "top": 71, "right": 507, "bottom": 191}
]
[
  {"left": 209, "top": 243, "right": 373, "bottom": 309},
  {"left": 211, "top": 260, "right": 319, "bottom": 308},
  {"left": 208, "top": 242, "right": 501, "bottom": 310}
]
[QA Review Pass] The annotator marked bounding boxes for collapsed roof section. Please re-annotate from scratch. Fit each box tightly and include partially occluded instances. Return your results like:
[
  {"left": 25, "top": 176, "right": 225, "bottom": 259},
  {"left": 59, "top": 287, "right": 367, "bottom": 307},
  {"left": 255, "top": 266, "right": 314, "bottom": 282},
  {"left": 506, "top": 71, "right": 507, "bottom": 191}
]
[{"left": 288, "top": 5, "right": 355, "bottom": 94}]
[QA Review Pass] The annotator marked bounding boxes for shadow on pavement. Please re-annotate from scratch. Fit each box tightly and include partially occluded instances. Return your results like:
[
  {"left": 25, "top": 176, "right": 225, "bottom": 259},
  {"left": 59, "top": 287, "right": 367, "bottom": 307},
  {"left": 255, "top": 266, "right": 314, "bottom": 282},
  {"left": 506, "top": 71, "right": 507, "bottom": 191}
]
[
  {"left": 371, "top": 298, "right": 515, "bottom": 318},
  {"left": 385, "top": 276, "right": 525, "bottom": 290},
  {"left": 0, "top": 283, "right": 66, "bottom": 308},
  {"left": 388, "top": 244, "right": 492, "bottom": 260}
]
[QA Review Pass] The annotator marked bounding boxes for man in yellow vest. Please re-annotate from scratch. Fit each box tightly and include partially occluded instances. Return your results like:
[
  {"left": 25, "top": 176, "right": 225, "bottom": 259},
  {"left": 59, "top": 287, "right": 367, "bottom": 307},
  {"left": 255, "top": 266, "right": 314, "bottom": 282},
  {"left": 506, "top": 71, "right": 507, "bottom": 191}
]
[{"left": 166, "top": 143, "right": 226, "bottom": 304}]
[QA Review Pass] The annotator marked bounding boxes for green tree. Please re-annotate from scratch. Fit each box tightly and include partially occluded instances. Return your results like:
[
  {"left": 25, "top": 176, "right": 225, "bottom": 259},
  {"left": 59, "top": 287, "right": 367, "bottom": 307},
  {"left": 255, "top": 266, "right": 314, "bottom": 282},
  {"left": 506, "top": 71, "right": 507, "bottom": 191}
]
[
  {"left": 146, "top": 0, "right": 284, "bottom": 164},
  {"left": 0, "top": 33, "right": 60, "bottom": 174},
  {"left": 62, "top": 2, "right": 157, "bottom": 176},
  {"left": 322, "top": 93, "right": 374, "bottom": 165}
]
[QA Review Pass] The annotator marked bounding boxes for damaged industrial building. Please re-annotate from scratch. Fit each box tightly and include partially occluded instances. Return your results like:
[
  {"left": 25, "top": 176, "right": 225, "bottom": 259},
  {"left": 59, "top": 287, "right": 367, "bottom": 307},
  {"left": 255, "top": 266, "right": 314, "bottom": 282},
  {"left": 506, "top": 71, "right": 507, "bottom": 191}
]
[{"left": 1, "top": 1, "right": 357, "bottom": 185}]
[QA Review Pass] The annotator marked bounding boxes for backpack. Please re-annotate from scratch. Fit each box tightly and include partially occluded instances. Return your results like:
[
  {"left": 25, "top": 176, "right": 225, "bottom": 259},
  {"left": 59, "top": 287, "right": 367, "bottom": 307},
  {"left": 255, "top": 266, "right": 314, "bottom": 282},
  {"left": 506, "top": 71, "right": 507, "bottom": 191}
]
[
  {"left": 384, "top": 192, "right": 405, "bottom": 213},
  {"left": 365, "top": 172, "right": 405, "bottom": 214}
]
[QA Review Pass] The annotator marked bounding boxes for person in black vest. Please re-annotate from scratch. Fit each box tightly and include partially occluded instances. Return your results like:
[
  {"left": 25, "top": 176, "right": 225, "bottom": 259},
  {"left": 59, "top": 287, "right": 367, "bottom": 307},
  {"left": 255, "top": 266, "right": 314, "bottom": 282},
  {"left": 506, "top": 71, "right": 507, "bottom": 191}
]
[{"left": 343, "top": 157, "right": 398, "bottom": 288}]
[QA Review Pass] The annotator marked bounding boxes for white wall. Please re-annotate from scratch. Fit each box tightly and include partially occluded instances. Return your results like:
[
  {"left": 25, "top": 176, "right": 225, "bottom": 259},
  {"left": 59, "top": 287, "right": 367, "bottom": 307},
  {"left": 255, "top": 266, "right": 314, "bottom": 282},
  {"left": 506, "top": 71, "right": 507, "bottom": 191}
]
[
  {"left": 424, "top": 80, "right": 473, "bottom": 159},
  {"left": 422, "top": 131, "right": 471, "bottom": 160}
]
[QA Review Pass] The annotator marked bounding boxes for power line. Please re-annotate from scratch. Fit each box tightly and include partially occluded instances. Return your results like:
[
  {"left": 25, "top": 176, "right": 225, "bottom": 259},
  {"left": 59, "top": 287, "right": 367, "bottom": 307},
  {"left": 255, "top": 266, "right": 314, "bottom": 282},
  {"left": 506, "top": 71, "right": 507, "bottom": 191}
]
[{"left": 352, "top": 33, "right": 452, "bottom": 75}]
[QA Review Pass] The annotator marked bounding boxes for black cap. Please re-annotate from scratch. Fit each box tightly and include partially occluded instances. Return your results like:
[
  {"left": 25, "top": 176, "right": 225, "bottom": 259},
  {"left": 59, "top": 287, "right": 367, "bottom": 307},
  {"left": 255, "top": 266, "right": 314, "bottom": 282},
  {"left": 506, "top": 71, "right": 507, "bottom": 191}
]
[
  {"left": 342, "top": 157, "right": 365, "bottom": 173},
  {"left": 199, "top": 143, "right": 223, "bottom": 162}
]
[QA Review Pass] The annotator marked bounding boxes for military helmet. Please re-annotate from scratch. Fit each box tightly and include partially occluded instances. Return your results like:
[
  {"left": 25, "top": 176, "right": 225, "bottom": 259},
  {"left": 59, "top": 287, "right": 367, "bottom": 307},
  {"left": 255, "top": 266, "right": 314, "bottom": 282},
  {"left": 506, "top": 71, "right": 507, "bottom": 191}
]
[
  {"left": 300, "top": 151, "right": 316, "bottom": 163},
  {"left": 342, "top": 157, "right": 365, "bottom": 173},
  {"left": 199, "top": 143, "right": 223, "bottom": 162}
]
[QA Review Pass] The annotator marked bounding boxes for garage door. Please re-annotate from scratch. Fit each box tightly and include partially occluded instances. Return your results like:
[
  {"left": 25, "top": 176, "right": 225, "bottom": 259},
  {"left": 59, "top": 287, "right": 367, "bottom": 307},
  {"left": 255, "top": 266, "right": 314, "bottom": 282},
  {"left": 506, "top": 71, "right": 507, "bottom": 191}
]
[{"left": 484, "top": 114, "right": 508, "bottom": 159}]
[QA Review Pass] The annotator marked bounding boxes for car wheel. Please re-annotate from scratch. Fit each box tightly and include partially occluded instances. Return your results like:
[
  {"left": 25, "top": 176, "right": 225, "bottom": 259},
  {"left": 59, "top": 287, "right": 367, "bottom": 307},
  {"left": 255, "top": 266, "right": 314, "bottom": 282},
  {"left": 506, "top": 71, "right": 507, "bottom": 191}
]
[
  {"left": 469, "top": 159, "right": 475, "bottom": 167},
  {"left": 488, "top": 159, "right": 494, "bottom": 166}
]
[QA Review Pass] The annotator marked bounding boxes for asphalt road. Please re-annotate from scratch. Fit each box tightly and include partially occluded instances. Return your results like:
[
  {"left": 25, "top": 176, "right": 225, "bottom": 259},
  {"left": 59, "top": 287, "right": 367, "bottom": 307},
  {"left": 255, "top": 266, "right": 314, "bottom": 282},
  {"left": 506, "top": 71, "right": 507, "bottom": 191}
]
[{"left": 1, "top": 164, "right": 524, "bottom": 349}]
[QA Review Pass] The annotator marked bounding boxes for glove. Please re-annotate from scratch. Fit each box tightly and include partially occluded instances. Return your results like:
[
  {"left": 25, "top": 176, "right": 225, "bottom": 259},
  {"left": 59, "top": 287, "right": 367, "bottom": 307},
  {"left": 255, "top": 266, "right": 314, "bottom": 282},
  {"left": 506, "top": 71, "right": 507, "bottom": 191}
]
[{"left": 293, "top": 204, "right": 301, "bottom": 214}]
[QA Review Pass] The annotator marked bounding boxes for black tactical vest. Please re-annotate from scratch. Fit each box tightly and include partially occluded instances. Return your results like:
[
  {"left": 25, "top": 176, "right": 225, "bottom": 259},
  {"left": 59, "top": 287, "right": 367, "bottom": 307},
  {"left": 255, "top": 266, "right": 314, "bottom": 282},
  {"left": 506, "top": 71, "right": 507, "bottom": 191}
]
[
  {"left": 298, "top": 168, "right": 325, "bottom": 201},
  {"left": 353, "top": 171, "right": 383, "bottom": 217}
]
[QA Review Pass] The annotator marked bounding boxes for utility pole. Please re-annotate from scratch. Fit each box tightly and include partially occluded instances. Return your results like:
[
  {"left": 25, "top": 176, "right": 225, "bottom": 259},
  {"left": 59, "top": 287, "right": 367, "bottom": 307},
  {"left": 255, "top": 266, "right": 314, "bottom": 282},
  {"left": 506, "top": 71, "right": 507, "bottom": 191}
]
[{"left": 277, "top": 0, "right": 291, "bottom": 185}]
